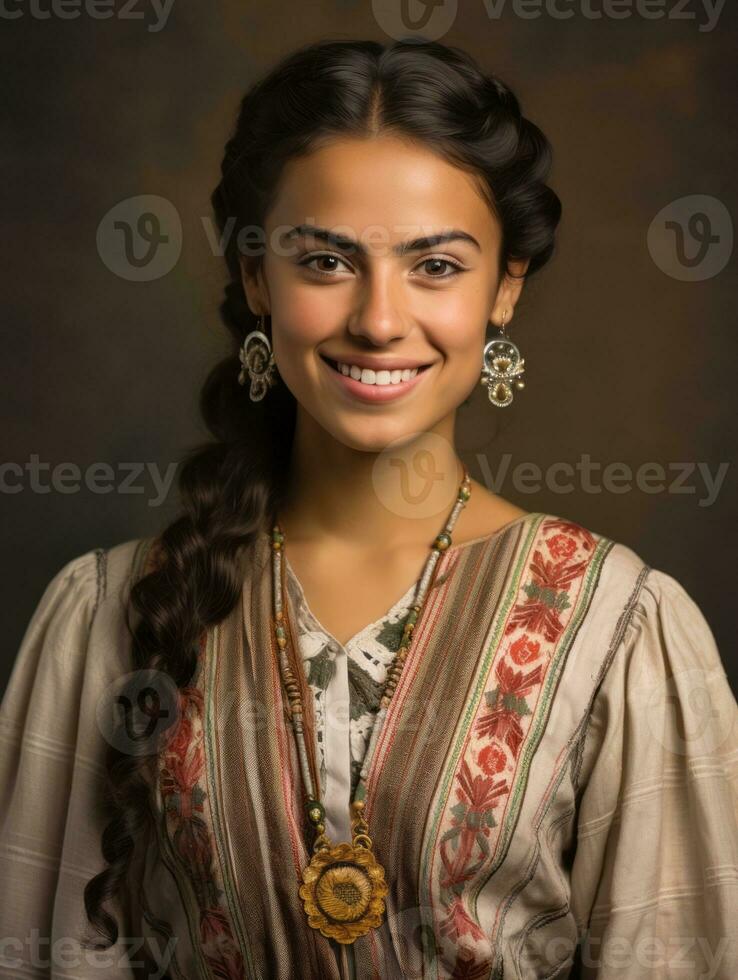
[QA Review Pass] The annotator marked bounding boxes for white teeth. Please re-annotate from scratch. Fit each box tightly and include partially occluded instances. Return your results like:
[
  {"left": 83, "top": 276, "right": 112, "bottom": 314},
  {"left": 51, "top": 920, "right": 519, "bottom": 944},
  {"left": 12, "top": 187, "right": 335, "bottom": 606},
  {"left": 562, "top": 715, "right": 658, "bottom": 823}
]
[{"left": 337, "top": 362, "right": 419, "bottom": 385}]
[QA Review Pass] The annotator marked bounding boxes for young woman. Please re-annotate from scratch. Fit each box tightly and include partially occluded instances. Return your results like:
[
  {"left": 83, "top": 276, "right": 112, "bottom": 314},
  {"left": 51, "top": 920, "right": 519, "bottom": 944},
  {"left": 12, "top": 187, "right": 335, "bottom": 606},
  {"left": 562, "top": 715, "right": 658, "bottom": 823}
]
[{"left": 1, "top": 38, "right": 735, "bottom": 980}]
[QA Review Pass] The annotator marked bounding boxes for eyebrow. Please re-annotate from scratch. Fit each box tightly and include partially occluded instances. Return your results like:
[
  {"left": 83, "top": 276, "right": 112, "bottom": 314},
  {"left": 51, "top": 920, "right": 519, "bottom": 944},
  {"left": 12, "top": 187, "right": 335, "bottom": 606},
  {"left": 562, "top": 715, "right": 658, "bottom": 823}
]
[{"left": 282, "top": 224, "right": 481, "bottom": 256}]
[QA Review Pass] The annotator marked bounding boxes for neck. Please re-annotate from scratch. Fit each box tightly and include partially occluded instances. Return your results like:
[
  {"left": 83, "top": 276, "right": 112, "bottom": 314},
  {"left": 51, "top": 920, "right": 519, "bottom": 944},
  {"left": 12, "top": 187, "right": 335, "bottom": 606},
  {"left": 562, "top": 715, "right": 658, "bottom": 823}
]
[{"left": 275, "top": 409, "right": 466, "bottom": 552}]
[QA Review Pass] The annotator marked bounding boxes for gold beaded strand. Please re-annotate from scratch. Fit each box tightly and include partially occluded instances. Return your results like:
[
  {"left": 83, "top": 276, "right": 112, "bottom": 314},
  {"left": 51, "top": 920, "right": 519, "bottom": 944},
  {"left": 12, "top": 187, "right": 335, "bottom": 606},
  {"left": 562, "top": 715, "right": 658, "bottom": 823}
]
[{"left": 270, "top": 469, "right": 473, "bottom": 944}]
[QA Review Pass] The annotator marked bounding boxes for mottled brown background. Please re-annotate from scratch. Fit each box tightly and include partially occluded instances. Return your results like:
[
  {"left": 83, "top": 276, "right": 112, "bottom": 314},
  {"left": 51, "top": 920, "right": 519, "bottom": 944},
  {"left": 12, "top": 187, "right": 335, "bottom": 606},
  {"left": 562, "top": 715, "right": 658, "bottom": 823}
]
[{"left": 2, "top": 1, "right": 736, "bottom": 696}]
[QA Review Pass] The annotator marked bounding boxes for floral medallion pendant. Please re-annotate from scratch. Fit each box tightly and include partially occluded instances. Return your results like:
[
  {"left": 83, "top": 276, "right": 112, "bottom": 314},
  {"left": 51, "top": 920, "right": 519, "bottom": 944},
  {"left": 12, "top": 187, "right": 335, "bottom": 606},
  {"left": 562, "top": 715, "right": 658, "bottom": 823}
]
[{"left": 298, "top": 839, "right": 389, "bottom": 944}]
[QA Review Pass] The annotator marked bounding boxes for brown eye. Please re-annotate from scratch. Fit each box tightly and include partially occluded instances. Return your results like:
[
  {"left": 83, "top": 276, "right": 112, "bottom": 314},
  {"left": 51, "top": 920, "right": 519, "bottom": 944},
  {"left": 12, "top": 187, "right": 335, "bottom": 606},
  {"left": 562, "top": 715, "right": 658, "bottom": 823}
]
[
  {"left": 315, "top": 256, "right": 339, "bottom": 272},
  {"left": 421, "top": 257, "right": 464, "bottom": 278},
  {"left": 299, "top": 253, "right": 352, "bottom": 277}
]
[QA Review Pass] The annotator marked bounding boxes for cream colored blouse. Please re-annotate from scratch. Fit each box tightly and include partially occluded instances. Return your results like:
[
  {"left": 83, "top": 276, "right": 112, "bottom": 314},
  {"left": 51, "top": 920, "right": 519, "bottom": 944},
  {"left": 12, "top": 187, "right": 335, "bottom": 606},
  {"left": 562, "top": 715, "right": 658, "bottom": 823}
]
[{"left": 1, "top": 513, "right": 736, "bottom": 979}]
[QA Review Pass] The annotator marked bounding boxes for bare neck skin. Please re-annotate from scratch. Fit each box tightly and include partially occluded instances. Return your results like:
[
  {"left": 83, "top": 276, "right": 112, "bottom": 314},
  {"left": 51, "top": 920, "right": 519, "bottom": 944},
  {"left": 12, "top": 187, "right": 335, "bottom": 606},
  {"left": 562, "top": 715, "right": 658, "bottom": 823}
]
[{"left": 275, "top": 407, "right": 525, "bottom": 556}]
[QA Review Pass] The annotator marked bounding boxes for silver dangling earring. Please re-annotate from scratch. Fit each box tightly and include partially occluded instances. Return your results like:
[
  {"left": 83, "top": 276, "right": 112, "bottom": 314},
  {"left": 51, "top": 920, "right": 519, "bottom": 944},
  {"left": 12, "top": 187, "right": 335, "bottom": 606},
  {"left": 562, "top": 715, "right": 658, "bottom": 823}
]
[
  {"left": 237, "top": 314, "right": 279, "bottom": 402},
  {"left": 480, "top": 309, "right": 526, "bottom": 408}
]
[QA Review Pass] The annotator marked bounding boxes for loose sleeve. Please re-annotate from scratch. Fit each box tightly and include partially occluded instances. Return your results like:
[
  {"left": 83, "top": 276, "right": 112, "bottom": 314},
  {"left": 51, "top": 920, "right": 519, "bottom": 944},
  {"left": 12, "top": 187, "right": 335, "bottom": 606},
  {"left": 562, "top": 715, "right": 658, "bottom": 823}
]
[
  {"left": 570, "top": 568, "right": 738, "bottom": 979},
  {"left": 0, "top": 550, "right": 137, "bottom": 978}
]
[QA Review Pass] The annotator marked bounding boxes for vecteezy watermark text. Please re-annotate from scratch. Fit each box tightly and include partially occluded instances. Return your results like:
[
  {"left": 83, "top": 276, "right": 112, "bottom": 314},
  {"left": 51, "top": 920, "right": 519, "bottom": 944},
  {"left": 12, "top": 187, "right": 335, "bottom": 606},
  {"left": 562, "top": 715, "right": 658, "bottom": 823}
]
[
  {"left": 370, "top": 0, "right": 725, "bottom": 38},
  {"left": 0, "top": 0, "right": 175, "bottom": 32},
  {"left": 479, "top": 0, "right": 725, "bottom": 32},
  {"left": 1, "top": 454, "right": 177, "bottom": 508},
  {"left": 0, "top": 929, "right": 176, "bottom": 977},
  {"left": 1, "top": 453, "right": 729, "bottom": 508},
  {"left": 476, "top": 453, "right": 729, "bottom": 507}
]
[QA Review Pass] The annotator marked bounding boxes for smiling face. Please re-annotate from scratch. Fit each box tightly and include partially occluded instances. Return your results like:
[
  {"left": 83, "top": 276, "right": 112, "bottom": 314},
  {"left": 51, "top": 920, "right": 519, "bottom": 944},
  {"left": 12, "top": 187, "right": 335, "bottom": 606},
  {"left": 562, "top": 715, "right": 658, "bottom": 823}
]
[{"left": 240, "top": 134, "right": 528, "bottom": 453}]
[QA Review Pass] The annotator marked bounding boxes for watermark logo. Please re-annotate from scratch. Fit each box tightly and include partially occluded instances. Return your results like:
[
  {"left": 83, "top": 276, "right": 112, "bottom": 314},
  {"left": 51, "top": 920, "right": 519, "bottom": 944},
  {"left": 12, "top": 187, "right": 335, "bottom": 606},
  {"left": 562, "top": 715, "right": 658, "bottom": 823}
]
[
  {"left": 97, "top": 194, "right": 182, "bottom": 281},
  {"left": 97, "top": 668, "right": 180, "bottom": 756},
  {"left": 371, "top": 0, "right": 459, "bottom": 40},
  {"left": 646, "top": 665, "right": 736, "bottom": 757},
  {"left": 648, "top": 195, "right": 733, "bottom": 281},
  {"left": 381, "top": 903, "right": 443, "bottom": 976},
  {"left": 373, "top": 432, "right": 463, "bottom": 521}
]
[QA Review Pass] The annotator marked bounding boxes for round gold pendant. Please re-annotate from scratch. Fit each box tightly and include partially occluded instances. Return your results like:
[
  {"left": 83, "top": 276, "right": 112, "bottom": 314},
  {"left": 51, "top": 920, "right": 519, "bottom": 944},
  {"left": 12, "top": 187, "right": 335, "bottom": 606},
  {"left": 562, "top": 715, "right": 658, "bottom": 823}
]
[{"left": 298, "top": 841, "right": 389, "bottom": 944}]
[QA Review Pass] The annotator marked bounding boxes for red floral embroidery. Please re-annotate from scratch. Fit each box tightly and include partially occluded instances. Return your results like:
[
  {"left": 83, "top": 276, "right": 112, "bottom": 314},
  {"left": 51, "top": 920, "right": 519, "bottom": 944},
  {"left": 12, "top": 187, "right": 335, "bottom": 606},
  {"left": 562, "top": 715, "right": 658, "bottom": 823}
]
[
  {"left": 545, "top": 519, "right": 595, "bottom": 552},
  {"left": 508, "top": 633, "right": 541, "bottom": 665},
  {"left": 438, "top": 759, "right": 508, "bottom": 944},
  {"left": 159, "top": 643, "right": 244, "bottom": 980},
  {"left": 547, "top": 533, "right": 577, "bottom": 559},
  {"left": 167, "top": 711, "right": 195, "bottom": 759},
  {"left": 475, "top": 659, "right": 545, "bottom": 755},
  {"left": 440, "top": 894, "right": 486, "bottom": 943},
  {"left": 477, "top": 743, "right": 507, "bottom": 776},
  {"left": 451, "top": 949, "right": 494, "bottom": 979},
  {"left": 432, "top": 517, "right": 598, "bottom": 971},
  {"left": 504, "top": 546, "right": 587, "bottom": 642}
]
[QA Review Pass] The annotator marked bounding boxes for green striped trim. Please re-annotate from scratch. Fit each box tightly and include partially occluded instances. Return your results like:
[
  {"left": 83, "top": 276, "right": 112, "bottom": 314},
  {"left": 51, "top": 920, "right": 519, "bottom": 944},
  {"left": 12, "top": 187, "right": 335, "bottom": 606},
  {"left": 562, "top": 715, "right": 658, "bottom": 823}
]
[
  {"left": 471, "top": 535, "right": 614, "bottom": 918},
  {"left": 419, "top": 513, "right": 544, "bottom": 909},
  {"left": 420, "top": 516, "right": 613, "bottom": 980}
]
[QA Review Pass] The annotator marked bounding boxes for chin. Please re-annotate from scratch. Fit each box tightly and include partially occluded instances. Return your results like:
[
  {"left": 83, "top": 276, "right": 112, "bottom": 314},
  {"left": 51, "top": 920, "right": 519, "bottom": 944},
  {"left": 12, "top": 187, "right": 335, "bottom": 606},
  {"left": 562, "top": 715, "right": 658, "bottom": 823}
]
[{"left": 323, "top": 416, "right": 429, "bottom": 454}]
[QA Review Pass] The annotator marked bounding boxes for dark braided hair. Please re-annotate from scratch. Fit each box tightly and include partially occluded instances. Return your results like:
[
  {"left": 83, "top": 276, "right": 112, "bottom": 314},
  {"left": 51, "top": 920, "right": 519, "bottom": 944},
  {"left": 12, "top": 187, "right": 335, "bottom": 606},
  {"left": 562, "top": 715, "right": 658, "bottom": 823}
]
[{"left": 81, "top": 37, "right": 561, "bottom": 948}]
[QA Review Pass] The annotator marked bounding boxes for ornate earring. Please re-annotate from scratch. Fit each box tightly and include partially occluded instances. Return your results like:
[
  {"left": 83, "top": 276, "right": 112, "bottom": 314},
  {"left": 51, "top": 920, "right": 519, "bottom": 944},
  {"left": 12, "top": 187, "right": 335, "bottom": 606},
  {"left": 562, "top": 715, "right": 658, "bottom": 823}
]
[
  {"left": 238, "top": 314, "right": 279, "bottom": 402},
  {"left": 480, "top": 309, "right": 526, "bottom": 408}
]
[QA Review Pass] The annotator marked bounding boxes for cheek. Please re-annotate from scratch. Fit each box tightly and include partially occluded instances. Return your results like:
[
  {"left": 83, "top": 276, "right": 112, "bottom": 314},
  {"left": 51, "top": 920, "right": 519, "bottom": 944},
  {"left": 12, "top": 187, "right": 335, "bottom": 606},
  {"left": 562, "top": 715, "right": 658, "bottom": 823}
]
[
  {"left": 424, "top": 304, "right": 486, "bottom": 366},
  {"left": 420, "top": 286, "right": 489, "bottom": 347},
  {"left": 272, "top": 293, "right": 338, "bottom": 357},
  {"left": 262, "top": 255, "right": 339, "bottom": 352}
]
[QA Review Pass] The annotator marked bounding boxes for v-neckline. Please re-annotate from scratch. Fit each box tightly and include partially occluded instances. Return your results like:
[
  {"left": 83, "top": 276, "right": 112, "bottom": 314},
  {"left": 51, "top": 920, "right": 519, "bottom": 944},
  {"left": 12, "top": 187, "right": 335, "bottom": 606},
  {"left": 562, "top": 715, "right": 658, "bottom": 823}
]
[
  {"left": 284, "top": 555, "right": 418, "bottom": 652},
  {"left": 278, "top": 511, "right": 538, "bottom": 653}
]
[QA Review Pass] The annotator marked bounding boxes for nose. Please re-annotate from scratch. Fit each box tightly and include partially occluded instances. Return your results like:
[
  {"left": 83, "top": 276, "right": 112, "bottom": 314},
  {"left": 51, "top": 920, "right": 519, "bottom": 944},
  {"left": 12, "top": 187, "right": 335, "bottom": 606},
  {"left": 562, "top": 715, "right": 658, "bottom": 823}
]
[{"left": 346, "top": 269, "right": 410, "bottom": 347}]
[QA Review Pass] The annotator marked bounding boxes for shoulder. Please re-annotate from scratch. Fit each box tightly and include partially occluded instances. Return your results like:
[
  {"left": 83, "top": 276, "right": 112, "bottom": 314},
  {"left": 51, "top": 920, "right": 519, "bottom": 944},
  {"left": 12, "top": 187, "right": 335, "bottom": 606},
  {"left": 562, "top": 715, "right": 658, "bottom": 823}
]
[
  {"left": 2, "top": 535, "right": 158, "bottom": 728},
  {"left": 524, "top": 509, "right": 646, "bottom": 586},
  {"left": 529, "top": 510, "right": 697, "bottom": 602},
  {"left": 572, "top": 513, "right": 723, "bottom": 675},
  {"left": 527, "top": 512, "right": 728, "bottom": 673},
  {"left": 554, "top": 518, "right": 737, "bottom": 801},
  {"left": 12, "top": 536, "right": 158, "bottom": 679},
  {"left": 621, "top": 563, "right": 728, "bottom": 686},
  {"left": 40, "top": 535, "right": 157, "bottom": 618},
  {"left": 537, "top": 515, "right": 736, "bottom": 725}
]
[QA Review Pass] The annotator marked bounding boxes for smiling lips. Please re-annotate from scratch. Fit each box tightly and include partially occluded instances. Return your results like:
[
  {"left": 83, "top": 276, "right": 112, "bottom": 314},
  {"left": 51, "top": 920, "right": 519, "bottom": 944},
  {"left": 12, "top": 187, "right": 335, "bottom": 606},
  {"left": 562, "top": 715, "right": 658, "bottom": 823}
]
[{"left": 320, "top": 353, "right": 433, "bottom": 403}]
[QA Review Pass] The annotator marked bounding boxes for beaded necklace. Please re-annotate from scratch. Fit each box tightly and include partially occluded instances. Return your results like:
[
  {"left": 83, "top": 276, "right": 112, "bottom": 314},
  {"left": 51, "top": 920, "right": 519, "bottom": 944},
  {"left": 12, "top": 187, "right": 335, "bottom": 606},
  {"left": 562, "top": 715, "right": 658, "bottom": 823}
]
[{"left": 270, "top": 468, "right": 472, "bottom": 945}]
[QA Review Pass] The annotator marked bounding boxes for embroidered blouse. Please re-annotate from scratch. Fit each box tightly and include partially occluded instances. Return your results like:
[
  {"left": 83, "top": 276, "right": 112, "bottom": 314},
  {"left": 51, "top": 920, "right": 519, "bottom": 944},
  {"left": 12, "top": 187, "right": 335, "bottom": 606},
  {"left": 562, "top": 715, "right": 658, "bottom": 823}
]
[{"left": 1, "top": 513, "right": 737, "bottom": 980}]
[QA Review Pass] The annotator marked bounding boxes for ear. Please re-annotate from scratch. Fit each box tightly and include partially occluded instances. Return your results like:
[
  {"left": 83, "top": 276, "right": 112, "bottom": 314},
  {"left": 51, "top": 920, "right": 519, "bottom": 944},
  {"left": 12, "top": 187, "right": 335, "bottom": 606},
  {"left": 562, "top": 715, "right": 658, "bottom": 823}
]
[
  {"left": 238, "top": 255, "right": 270, "bottom": 317},
  {"left": 490, "top": 257, "right": 530, "bottom": 326}
]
